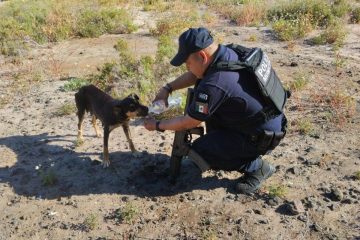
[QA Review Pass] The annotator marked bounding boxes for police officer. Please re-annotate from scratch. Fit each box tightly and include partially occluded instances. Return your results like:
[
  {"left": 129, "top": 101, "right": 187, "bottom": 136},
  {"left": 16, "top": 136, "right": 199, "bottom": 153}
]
[{"left": 144, "top": 27, "right": 286, "bottom": 194}]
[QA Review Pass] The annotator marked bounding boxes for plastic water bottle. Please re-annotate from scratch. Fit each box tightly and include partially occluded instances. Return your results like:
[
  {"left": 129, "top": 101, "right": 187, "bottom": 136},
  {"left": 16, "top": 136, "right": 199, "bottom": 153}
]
[{"left": 149, "top": 96, "right": 182, "bottom": 115}]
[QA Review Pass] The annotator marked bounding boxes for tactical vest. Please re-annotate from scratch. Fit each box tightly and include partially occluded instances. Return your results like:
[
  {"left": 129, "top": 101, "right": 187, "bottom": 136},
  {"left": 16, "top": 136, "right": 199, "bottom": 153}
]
[{"left": 213, "top": 44, "right": 290, "bottom": 130}]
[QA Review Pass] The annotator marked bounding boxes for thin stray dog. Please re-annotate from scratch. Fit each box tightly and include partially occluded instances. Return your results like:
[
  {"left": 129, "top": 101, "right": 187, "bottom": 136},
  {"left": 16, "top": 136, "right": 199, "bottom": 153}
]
[{"left": 75, "top": 84, "right": 148, "bottom": 167}]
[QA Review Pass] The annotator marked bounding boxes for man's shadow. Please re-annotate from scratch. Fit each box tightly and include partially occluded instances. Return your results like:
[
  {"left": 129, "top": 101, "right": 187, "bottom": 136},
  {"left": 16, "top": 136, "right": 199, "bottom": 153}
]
[{"left": 0, "top": 133, "right": 237, "bottom": 200}]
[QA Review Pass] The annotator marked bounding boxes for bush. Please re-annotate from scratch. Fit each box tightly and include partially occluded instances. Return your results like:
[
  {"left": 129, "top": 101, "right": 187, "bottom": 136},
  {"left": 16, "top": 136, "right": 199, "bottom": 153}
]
[
  {"left": 272, "top": 14, "right": 313, "bottom": 41},
  {"left": 331, "top": 0, "right": 350, "bottom": 18},
  {"left": 61, "top": 77, "right": 90, "bottom": 92},
  {"left": 0, "top": 0, "right": 137, "bottom": 55},
  {"left": 40, "top": 169, "right": 58, "bottom": 186},
  {"left": 350, "top": 7, "right": 360, "bottom": 23},
  {"left": 268, "top": 0, "right": 333, "bottom": 27},
  {"left": 233, "top": 1, "right": 267, "bottom": 26},
  {"left": 75, "top": 8, "right": 137, "bottom": 38},
  {"left": 311, "top": 19, "right": 347, "bottom": 46}
]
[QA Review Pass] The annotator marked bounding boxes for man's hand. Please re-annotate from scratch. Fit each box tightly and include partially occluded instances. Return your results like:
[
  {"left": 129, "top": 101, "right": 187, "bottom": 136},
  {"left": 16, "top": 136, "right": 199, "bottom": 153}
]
[
  {"left": 144, "top": 117, "right": 157, "bottom": 131},
  {"left": 153, "top": 87, "right": 170, "bottom": 107}
]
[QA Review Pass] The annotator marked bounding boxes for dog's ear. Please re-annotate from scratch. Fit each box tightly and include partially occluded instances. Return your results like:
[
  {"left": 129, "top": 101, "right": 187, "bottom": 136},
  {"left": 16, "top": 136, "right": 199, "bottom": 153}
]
[{"left": 128, "top": 93, "right": 139, "bottom": 101}]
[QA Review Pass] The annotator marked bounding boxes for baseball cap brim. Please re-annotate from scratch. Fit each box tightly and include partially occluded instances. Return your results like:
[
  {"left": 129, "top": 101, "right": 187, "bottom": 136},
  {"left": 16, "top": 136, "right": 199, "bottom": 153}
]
[{"left": 170, "top": 51, "right": 189, "bottom": 66}]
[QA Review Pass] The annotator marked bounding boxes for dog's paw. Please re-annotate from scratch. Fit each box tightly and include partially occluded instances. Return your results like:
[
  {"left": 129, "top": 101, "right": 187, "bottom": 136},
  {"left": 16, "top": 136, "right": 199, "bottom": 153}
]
[{"left": 102, "top": 160, "right": 110, "bottom": 168}]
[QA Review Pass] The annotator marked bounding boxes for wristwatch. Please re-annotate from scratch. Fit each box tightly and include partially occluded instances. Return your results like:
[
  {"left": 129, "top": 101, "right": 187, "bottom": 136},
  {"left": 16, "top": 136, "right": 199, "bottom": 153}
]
[
  {"left": 163, "top": 83, "right": 173, "bottom": 94},
  {"left": 156, "top": 121, "right": 165, "bottom": 132}
]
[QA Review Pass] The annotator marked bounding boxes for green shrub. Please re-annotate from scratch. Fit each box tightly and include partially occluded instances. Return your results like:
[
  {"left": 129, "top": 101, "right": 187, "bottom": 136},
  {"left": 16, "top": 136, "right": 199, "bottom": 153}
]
[
  {"left": 155, "top": 35, "right": 177, "bottom": 63},
  {"left": 75, "top": 8, "right": 137, "bottom": 38},
  {"left": 268, "top": 0, "right": 333, "bottom": 27},
  {"left": 295, "top": 118, "right": 314, "bottom": 135},
  {"left": 110, "top": 203, "right": 139, "bottom": 224},
  {"left": 83, "top": 214, "right": 97, "bottom": 231},
  {"left": 142, "top": 0, "right": 168, "bottom": 12},
  {"left": 268, "top": 185, "right": 287, "bottom": 198},
  {"left": 355, "top": 171, "right": 360, "bottom": 180},
  {"left": 272, "top": 15, "right": 313, "bottom": 41},
  {"left": 331, "top": 0, "right": 350, "bottom": 18},
  {"left": 350, "top": 7, "right": 360, "bottom": 23},
  {"left": 150, "top": 11, "right": 199, "bottom": 37},
  {"left": 289, "top": 71, "right": 309, "bottom": 92},
  {"left": 0, "top": 0, "right": 137, "bottom": 55},
  {"left": 40, "top": 170, "right": 57, "bottom": 186},
  {"left": 61, "top": 77, "right": 90, "bottom": 92},
  {"left": 311, "top": 20, "right": 347, "bottom": 46}
]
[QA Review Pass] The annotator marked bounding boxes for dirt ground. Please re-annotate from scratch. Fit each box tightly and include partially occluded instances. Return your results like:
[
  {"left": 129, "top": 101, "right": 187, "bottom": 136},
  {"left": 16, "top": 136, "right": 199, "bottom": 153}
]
[{"left": 0, "top": 5, "right": 359, "bottom": 240}]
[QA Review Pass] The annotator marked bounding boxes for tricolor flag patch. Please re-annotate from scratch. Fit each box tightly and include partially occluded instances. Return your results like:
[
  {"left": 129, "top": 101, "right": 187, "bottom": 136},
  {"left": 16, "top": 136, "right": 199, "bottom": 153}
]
[{"left": 195, "top": 102, "right": 208, "bottom": 114}]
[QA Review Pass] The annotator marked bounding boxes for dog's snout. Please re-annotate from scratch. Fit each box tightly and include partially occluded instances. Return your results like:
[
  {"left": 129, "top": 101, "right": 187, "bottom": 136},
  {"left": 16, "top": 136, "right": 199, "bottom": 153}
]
[{"left": 141, "top": 106, "right": 149, "bottom": 116}]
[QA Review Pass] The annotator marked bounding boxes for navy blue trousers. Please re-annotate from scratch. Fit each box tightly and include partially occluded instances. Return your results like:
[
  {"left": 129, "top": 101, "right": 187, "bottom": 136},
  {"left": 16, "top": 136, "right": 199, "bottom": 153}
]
[{"left": 191, "top": 128, "right": 261, "bottom": 172}]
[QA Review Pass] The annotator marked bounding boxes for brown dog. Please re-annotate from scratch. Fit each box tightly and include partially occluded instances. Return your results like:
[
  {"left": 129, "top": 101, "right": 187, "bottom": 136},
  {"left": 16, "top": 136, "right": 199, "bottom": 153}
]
[{"left": 75, "top": 84, "right": 148, "bottom": 167}]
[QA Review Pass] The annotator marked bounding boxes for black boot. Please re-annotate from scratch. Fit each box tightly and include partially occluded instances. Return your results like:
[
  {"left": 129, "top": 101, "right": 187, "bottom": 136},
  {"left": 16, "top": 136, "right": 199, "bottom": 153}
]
[{"left": 236, "top": 159, "right": 275, "bottom": 194}]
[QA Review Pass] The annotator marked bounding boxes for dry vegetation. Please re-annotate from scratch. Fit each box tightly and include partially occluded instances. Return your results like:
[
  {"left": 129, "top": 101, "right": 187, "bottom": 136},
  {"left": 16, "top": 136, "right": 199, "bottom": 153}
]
[{"left": 0, "top": 0, "right": 359, "bottom": 239}]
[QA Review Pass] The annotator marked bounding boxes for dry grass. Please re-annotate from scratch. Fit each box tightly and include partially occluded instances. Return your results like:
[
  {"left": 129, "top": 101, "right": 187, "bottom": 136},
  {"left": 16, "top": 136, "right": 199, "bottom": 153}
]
[
  {"left": 309, "top": 90, "right": 356, "bottom": 128},
  {"left": 54, "top": 102, "right": 76, "bottom": 116},
  {"left": 234, "top": 1, "right": 268, "bottom": 26}
]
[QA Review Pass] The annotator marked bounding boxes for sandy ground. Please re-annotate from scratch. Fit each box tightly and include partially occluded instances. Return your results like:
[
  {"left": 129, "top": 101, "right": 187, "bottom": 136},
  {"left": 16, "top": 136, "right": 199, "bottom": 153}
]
[{"left": 0, "top": 5, "right": 360, "bottom": 240}]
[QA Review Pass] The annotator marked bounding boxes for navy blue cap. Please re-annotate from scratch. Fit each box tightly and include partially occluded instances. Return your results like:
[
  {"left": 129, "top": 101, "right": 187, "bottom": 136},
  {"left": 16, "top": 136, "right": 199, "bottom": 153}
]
[{"left": 170, "top": 27, "right": 214, "bottom": 66}]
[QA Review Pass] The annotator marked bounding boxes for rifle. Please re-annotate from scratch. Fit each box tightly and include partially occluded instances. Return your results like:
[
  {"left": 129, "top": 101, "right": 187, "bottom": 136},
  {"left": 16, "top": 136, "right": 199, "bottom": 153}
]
[{"left": 169, "top": 88, "right": 210, "bottom": 183}]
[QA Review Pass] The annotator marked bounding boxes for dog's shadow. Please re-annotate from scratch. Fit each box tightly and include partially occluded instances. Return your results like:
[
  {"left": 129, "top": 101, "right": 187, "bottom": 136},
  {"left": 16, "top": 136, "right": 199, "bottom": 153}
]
[{"left": 0, "top": 133, "right": 237, "bottom": 199}]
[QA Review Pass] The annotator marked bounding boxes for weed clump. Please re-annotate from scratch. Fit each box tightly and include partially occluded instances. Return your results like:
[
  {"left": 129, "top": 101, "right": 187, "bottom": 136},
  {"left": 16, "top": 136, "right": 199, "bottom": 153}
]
[
  {"left": 61, "top": 77, "right": 90, "bottom": 92},
  {"left": 40, "top": 169, "right": 58, "bottom": 186},
  {"left": 83, "top": 214, "right": 97, "bottom": 231},
  {"left": 106, "top": 203, "right": 139, "bottom": 224},
  {"left": 350, "top": 7, "right": 360, "bottom": 23},
  {"left": 268, "top": 185, "right": 287, "bottom": 198},
  {"left": 54, "top": 102, "right": 76, "bottom": 116}
]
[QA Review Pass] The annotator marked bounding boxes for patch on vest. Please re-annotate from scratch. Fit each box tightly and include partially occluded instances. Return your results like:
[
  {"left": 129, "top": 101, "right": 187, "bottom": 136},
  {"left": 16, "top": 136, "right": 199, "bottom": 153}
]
[
  {"left": 195, "top": 92, "right": 209, "bottom": 114},
  {"left": 198, "top": 92, "right": 209, "bottom": 101},
  {"left": 195, "top": 102, "right": 208, "bottom": 114}
]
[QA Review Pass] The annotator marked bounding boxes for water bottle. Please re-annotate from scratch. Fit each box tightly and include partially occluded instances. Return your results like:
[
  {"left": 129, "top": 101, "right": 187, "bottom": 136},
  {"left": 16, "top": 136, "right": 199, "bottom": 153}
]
[{"left": 149, "top": 96, "right": 182, "bottom": 115}]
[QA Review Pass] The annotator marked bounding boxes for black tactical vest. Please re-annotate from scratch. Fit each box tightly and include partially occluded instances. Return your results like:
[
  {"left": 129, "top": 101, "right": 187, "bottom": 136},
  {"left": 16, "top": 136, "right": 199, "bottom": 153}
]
[{"left": 213, "top": 44, "right": 290, "bottom": 129}]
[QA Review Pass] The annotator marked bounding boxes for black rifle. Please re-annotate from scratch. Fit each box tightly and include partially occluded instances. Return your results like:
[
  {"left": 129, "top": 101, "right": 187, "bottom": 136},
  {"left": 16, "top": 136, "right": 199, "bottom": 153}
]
[{"left": 169, "top": 88, "right": 210, "bottom": 182}]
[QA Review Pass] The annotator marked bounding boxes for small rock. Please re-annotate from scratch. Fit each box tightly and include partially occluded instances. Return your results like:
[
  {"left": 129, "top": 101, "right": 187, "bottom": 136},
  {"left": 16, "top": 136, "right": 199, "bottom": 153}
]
[
  {"left": 253, "top": 209, "right": 262, "bottom": 215},
  {"left": 267, "top": 196, "right": 282, "bottom": 206},
  {"left": 121, "top": 196, "right": 130, "bottom": 202},
  {"left": 285, "top": 200, "right": 305, "bottom": 215},
  {"left": 305, "top": 158, "right": 320, "bottom": 166},
  {"left": 341, "top": 198, "right": 353, "bottom": 204},
  {"left": 311, "top": 223, "right": 322, "bottom": 232},
  {"left": 290, "top": 62, "right": 298, "bottom": 67},
  {"left": 257, "top": 217, "right": 269, "bottom": 224},
  {"left": 328, "top": 203, "right": 340, "bottom": 211},
  {"left": 287, "top": 166, "right": 300, "bottom": 175},
  {"left": 330, "top": 188, "right": 343, "bottom": 201},
  {"left": 297, "top": 214, "right": 307, "bottom": 222}
]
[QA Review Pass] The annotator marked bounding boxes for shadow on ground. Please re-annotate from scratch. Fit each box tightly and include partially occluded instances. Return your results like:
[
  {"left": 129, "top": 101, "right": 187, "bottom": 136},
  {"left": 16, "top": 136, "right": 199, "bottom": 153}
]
[{"left": 0, "top": 133, "right": 239, "bottom": 200}]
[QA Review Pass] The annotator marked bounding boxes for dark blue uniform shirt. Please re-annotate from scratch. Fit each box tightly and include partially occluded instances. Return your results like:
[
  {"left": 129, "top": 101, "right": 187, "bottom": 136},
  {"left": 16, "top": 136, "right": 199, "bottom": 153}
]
[{"left": 187, "top": 44, "right": 282, "bottom": 134}]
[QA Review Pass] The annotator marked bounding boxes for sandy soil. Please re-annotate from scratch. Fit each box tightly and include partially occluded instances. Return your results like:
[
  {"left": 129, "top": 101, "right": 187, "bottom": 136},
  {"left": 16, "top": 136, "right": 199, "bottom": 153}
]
[{"left": 0, "top": 6, "right": 359, "bottom": 240}]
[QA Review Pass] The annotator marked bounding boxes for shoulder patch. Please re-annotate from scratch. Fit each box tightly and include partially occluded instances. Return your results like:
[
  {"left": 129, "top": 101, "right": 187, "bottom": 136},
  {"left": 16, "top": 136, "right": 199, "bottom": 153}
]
[
  {"left": 197, "top": 92, "right": 209, "bottom": 102},
  {"left": 195, "top": 102, "right": 209, "bottom": 114},
  {"left": 194, "top": 91, "right": 210, "bottom": 114}
]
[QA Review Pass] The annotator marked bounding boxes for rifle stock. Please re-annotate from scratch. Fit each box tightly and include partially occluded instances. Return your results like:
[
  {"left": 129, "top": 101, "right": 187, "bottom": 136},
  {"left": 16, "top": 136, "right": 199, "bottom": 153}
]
[{"left": 169, "top": 88, "right": 210, "bottom": 182}]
